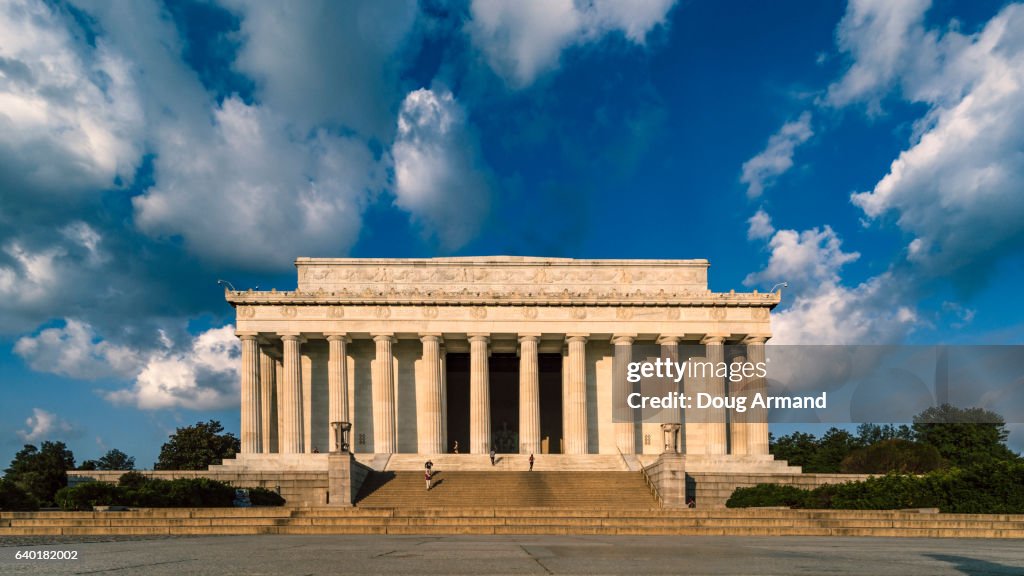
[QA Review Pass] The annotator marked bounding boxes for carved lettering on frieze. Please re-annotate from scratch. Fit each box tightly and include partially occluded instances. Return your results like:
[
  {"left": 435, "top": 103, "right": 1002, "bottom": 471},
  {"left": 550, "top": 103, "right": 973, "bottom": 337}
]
[{"left": 327, "top": 306, "right": 345, "bottom": 318}]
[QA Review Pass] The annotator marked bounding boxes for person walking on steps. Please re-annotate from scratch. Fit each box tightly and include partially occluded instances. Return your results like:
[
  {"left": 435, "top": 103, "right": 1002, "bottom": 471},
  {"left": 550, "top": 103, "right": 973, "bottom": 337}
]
[
  {"left": 425, "top": 469, "right": 432, "bottom": 491},
  {"left": 529, "top": 453, "right": 535, "bottom": 471},
  {"left": 489, "top": 448, "right": 496, "bottom": 466}
]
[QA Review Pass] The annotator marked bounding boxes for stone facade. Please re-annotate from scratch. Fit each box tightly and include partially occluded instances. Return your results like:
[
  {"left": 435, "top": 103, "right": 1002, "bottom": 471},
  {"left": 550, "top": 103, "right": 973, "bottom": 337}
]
[{"left": 226, "top": 256, "right": 780, "bottom": 470}]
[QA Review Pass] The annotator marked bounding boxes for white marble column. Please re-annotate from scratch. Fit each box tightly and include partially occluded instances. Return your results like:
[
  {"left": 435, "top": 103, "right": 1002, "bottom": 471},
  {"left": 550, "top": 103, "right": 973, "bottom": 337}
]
[
  {"left": 259, "top": 344, "right": 276, "bottom": 453},
  {"left": 280, "top": 334, "right": 304, "bottom": 454},
  {"left": 703, "top": 335, "right": 728, "bottom": 455},
  {"left": 612, "top": 335, "right": 636, "bottom": 455},
  {"left": 518, "top": 334, "right": 541, "bottom": 454},
  {"left": 239, "top": 333, "right": 262, "bottom": 454},
  {"left": 440, "top": 344, "right": 448, "bottom": 452},
  {"left": 469, "top": 334, "right": 491, "bottom": 454},
  {"left": 564, "top": 335, "right": 588, "bottom": 455},
  {"left": 372, "top": 334, "right": 396, "bottom": 454},
  {"left": 658, "top": 334, "right": 682, "bottom": 453},
  {"left": 728, "top": 350, "right": 749, "bottom": 456},
  {"left": 326, "top": 334, "right": 350, "bottom": 452},
  {"left": 745, "top": 336, "right": 770, "bottom": 455},
  {"left": 418, "top": 334, "right": 445, "bottom": 454}
]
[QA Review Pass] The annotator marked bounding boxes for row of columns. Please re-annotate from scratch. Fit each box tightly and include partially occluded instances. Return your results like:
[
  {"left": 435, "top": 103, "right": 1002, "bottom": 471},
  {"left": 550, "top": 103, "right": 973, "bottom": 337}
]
[{"left": 238, "top": 332, "right": 768, "bottom": 456}]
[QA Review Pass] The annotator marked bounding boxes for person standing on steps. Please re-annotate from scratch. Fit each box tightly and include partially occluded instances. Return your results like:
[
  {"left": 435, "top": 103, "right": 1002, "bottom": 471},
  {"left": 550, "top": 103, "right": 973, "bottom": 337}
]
[
  {"left": 529, "top": 453, "right": 534, "bottom": 471},
  {"left": 489, "top": 448, "right": 496, "bottom": 466},
  {"left": 424, "top": 459, "right": 433, "bottom": 474},
  {"left": 425, "top": 468, "right": 432, "bottom": 491},
  {"left": 452, "top": 440, "right": 459, "bottom": 454}
]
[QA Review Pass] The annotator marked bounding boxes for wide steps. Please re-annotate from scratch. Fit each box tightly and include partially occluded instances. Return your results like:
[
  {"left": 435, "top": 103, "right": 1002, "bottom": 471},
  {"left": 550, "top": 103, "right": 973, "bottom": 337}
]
[
  {"left": 355, "top": 470, "right": 656, "bottom": 508},
  {"left": 3, "top": 508, "right": 1024, "bottom": 538}
]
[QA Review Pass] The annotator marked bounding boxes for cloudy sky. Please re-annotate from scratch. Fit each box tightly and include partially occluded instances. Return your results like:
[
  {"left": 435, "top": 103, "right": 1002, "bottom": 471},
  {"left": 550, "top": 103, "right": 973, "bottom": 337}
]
[{"left": 2, "top": 0, "right": 1023, "bottom": 467}]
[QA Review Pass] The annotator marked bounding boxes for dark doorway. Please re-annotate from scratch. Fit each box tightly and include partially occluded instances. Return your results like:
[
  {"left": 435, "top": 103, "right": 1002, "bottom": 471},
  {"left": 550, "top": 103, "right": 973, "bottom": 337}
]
[
  {"left": 539, "top": 353, "right": 563, "bottom": 454},
  {"left": 490, "top": 353, "right": 519, "bottom": 453},
  {"left": 445, "top": 353, "right": 469, "bottom": 453}
]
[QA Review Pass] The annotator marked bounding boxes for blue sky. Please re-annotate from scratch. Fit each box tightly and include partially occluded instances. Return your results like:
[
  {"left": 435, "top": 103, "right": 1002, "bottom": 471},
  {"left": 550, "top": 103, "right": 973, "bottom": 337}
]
[{"left": 2, "top": 0, "right": 1023, "bottom": 468}]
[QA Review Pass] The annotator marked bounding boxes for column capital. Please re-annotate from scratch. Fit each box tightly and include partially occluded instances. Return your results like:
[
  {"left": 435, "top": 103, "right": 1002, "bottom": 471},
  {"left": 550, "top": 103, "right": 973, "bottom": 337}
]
[
  {"left": 279, "top": 333, "right": 306, "bottom": 343},
  {"left": 467, "top": 333, "right": 490, "bottom": 343},
  {"left": 565, "top": 334, "right": 589, "bottom": 343},
  {"left": 701, "top": 334, "right": 729, "bottom": 345},
  {"left": 518, "top": 334, "right": 541, "bottom": 344},
  {"left": 610, "top": 334, "right": 636, "bottom": 346},
  {"left": 743, "top": 334, "right": 770, "bottom": 345},
  {"left": 372, "top": 333, "right": 396, "bottom": 343},
  {"left": 236, "top": 332, "right": 260, "bottom": 341},
  {"left": 656, "top": 334, "right": 683, "bottom": 346},
  {"left": 419, "top": 333, "right": 443, "bottom": 343},
  {"left": 325, "top": 333, "right": 351, "bottom": 343}
]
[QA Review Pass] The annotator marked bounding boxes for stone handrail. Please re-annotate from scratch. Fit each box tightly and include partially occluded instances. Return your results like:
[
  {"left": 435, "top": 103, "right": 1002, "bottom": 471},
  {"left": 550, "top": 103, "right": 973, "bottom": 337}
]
[{"left": 640, "top": 463, "right": 663, "bottom": 507}]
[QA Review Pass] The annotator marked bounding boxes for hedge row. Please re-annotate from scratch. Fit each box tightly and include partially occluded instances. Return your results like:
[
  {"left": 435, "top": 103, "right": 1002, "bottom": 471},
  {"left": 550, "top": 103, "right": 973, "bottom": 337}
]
[
  {"left": 726, "top": 461, "right": 1024, "bottom": 514},
  {"left": 55, "top": 473, "right": 285, "bottom": 510}
]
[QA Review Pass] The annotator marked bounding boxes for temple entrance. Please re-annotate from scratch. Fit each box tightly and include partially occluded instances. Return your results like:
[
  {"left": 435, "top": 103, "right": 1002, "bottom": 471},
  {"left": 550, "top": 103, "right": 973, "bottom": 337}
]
[
  {"left": 490, "top": 354, "right": 519, "bottom": 453},
  {"left": 539, "top": 353, "right": 563, "bottom": 454},
  {"left": 443, "top": 351, "right": 563, "bottom": 454},
  {"left": 445, "top": 353, "right": 470, "bottom": 453}
]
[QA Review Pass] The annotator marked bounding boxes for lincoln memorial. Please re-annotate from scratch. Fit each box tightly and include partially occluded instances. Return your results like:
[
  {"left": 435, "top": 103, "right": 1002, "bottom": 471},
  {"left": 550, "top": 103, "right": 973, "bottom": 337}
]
[{"left": 222, "top": 256, "right": 784, "bottom": 473}]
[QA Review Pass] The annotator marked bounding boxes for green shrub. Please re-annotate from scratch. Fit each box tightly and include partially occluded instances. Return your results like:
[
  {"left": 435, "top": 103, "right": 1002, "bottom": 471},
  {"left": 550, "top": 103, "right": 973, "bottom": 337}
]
[
  {"left": 56, "top": 482, "right": 122, "bottom": 511},
  {"left": 248, "top": 487, "right": 286, "bottom": 506},
  {"left": 840, "top": 439, "right": 944, "bottom": 474},
  {"left": 0, "top": 478, "right": 40, "bottom": 511},
  {"left": 118, "top": 471, "right": 149, "bottom": 490},
  {"left": 725, "top": 461, "right": 1024, "bottom": 513},
  {"left": 726, "top": 484, "right": 807, "bottom": 508},
  {"left": 54, "top": 476, "right": 278, "bottom": 509}
]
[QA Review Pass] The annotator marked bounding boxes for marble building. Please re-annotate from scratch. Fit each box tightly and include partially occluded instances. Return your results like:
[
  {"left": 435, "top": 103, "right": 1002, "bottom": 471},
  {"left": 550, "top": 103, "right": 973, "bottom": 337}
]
[{"left": 224, "top": 256, "right": 779, "bottom": 470}]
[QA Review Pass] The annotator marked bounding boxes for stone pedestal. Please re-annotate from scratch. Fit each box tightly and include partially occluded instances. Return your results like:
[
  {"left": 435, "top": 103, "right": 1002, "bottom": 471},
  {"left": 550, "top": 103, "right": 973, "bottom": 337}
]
[
  {"left": 645, "top": 453, "right": 687, "bottom": 508},
  {"left": 327, "top": 452, "right": 353, "bottom": 507}
]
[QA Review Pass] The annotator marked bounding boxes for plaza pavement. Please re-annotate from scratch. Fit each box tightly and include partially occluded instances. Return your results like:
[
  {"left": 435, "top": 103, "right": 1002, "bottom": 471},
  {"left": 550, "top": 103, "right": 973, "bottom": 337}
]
[{"left": 1, "top": 534, "right": 1022, "bottom": 575}]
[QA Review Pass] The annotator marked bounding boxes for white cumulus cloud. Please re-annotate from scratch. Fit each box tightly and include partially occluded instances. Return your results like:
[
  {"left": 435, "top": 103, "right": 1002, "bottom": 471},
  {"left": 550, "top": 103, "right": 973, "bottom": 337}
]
[
  {"left": 0, "top": 0, "right": 144, "bottom": 197},
  {"left": 133, "top": 97, "right": 379, "bottom": 270},
  {"left": 391, "top": 88, "right": 491, "bottom": 249},
  {"left": 850, "top": 4, "right": 1024, "bottom": 277},
  {"left": 746, "top": 214, "right": 915, "bottom": 345},
  {"left": 747, "top": 209, "right": 775, "bottom": 240},
  {"left": 467, "top": 0, "right": 676, "bottom": 87},
  {"left": 104, "top": 325, "right": 240, "bottom": 411},
  {"left": 740, "top": 112, "right": 814, "bottom": 198},
  {"left": 17, "top": 408, "right": 77, "bottom": 442},
  {"left": 14, "top": 318, "right": 142, "bottom": 379}
]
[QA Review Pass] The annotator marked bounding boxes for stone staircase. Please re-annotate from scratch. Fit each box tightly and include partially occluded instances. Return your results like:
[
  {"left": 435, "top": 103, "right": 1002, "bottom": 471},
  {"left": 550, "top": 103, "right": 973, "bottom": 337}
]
[
  {"left": 355, "top": 470, "right": 657, "bottom": 508},
  {"left": 4, "top": 508, "right": 1023, "bottom": 538}
]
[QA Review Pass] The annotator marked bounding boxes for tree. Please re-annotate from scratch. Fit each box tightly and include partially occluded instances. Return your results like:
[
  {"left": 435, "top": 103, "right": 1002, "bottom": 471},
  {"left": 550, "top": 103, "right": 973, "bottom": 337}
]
[
  {"left": 4, "top": 441, "right": 76, "bottom": 506},
  {"left": 856, "top": 423, "right": 913, "bottom": 445},
  {"left": 96, "top": 449, "right": 135, "bottom": 471},
  {"left": 912, "top": 405, "right": 1019, "bottom": 467},
  {"left": 840, "top": 439, "right": 944, "bottom": 474},
  {"left": 807, "top": 428, "right": 861, "bottom": 473},
  {"left": 155, "top": 420, "right": 240, "bottom": 470},
  {"left": 770, "top": 431, "right": 819, "bottom": 468}
]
